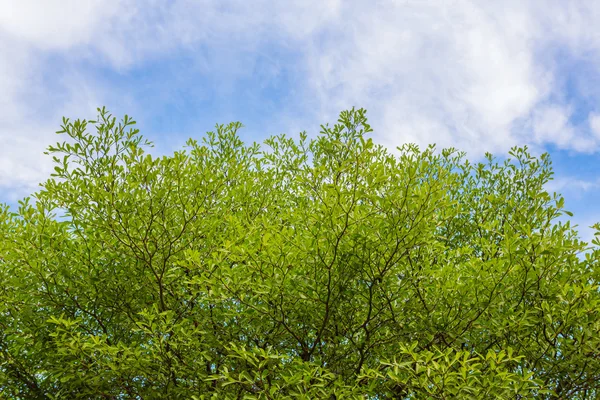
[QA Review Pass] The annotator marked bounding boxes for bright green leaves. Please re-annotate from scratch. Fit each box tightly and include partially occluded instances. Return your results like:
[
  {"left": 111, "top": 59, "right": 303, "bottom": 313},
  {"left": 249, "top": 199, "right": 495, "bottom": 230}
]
[
  {"left": 359, "top": 344, "right": 548, "bottom": 398},
  {"left": 0, "top": 107, "right": 599, "bottom": 398}
]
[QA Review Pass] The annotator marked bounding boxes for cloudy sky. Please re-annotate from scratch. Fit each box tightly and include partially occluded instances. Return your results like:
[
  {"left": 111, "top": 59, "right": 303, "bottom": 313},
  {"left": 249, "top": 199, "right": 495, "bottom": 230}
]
[{"left": 1, "top": 0, "right": 599, "bottom": 243}]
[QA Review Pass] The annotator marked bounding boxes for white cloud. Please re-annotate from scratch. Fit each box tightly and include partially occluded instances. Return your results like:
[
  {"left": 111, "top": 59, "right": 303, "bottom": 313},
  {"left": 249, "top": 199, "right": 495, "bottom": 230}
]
[
  {"left": 297, "top": 0, "right": 600, "bottom": 157},
  {"left": 297, "top": 1, "right": 540, "bottom": 153},
  {"left": 531, "top": 105, "right": 576, "bottom": 148},
  {"left": 0, "top": 0, "right": 124, "bottom": 50},
  {"left": 589, "top": 112, "right": 600, "bottom": 140},
  {"left": 545, "top": 177, "right": 600, "bottom": 195}
]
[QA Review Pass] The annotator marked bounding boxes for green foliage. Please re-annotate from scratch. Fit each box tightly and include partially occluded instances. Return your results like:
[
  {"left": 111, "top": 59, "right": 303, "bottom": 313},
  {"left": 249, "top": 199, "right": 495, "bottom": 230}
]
[{"left": 0, "top": 107, "right": 599, "bottom": 398}]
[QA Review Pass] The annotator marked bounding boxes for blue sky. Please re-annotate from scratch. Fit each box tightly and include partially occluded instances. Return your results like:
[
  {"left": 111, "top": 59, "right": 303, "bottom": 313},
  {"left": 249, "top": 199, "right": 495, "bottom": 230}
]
[{"left": 0, "top": 0, "right": 599, "bottom": 244}]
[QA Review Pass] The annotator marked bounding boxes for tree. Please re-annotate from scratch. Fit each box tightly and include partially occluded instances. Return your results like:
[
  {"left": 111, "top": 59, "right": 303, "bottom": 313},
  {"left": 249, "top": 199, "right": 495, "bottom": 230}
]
[{"left": 0, "top": 107, "right": 598, "bottom": 399}]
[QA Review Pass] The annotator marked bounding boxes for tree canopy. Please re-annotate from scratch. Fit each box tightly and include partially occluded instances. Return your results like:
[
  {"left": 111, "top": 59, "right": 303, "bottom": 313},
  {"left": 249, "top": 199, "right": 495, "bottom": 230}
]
[{"left": 0, "top": 107, "right": 599, "bottom": 399}]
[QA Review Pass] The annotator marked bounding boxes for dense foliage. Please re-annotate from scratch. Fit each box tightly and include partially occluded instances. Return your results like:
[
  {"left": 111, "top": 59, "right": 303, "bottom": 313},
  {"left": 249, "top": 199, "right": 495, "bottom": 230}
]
[{"left": 0, "top": 107, "right": 599, "bottom": 399}]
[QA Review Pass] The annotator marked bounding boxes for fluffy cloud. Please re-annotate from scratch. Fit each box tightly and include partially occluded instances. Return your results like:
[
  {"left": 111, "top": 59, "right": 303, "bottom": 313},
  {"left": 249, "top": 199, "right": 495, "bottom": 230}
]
[
  {"left": 299, "top": 0, "right": 600, "bottom": 156},
  {"left": 589, "top": 112, "right": 600, "bottom": 140},
  {"left": 303, "top": 1, "right": 542, "bottom": 153},
  {"left": 0, "top": 0, "right": 124, "bottom": 50},
  {"left": 546, "top": 176, "right": 600, "bottom": 195}
]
